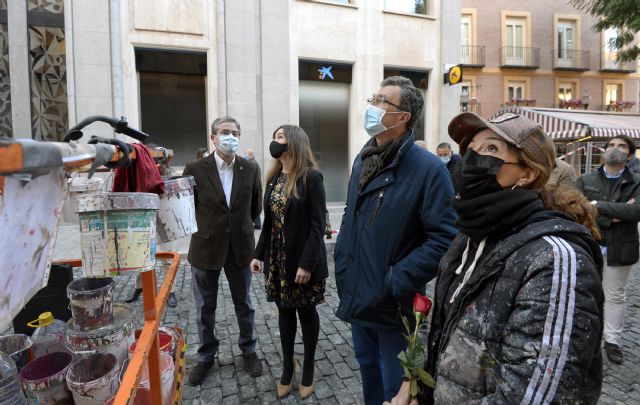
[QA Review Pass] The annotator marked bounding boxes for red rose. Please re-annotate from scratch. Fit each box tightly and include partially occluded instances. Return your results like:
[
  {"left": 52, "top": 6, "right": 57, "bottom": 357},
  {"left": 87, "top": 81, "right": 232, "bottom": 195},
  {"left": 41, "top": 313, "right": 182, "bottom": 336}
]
[{"left": 413, "top": 293, "right": 432, "bottom": 315}]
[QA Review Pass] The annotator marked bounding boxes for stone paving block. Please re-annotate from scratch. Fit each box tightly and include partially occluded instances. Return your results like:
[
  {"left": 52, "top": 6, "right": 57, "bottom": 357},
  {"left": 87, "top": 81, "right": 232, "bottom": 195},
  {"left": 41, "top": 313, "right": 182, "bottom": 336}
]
[
  {"left": 313, "top": 379, "right": 334, "bottom": 399},
  {"left": 316, "top": 359, "right": 335, "bottom": 376},
  {"left": 335, "top": 361, "right": 353, "bottom": 379},
  {"left": 221, "top": 378, "right": 239, "bottom": 397},
  {"left": 222, "top": 394, "right": 239, "bottom": 404},
  {"left": 255, "top": 374, "right": 274, "bottom": 393}
]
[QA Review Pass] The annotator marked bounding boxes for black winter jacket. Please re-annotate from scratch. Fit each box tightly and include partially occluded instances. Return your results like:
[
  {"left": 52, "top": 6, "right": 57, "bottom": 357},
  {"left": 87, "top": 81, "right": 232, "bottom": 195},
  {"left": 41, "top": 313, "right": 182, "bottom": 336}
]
[
  {"left": 576, "top": 166, "right": 640, "bottom": 266},
  {"left": 426, "top": 211, "right": 604, "bottom": 404}
]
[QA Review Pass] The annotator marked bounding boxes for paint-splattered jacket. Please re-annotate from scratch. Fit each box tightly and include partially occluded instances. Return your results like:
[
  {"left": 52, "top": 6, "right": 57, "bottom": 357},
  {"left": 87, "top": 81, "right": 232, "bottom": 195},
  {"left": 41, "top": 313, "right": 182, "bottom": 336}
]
[{"left": 425, "top": 211, "right": 604, "bottom": 404}]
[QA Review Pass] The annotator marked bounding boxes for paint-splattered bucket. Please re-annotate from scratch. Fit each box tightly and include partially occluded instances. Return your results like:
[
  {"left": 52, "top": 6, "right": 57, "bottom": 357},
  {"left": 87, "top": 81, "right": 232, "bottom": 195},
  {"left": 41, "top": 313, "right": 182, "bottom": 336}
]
[
  {"left": 62, "top": 176, "right": 104, "bottom": 223},
  {"left": 66, "top": 352, "right": 119, "bottom": 405},
  {"left": 157, "top": 176, "right": 197, "bottom": 242},
  {"left": 75, "top": 193, "right": 159, "bottom": 277},
  {"left": 128, "top": 330, "right": 175, "bottom": 358},
  {"left": 137, "top": 352, "right": 175, "bottom": 405},
  {"left": 19, "top": 351, "right": 73, "bottom": 405},
  {"left": 0, "top": 335, "right": 33, "bottom": 372},
  {"left": 67, "top": 277, "right": 115, "bottom": 330},
  {"left": 66, "top": 304, "right": 135, "bottom": 365}
]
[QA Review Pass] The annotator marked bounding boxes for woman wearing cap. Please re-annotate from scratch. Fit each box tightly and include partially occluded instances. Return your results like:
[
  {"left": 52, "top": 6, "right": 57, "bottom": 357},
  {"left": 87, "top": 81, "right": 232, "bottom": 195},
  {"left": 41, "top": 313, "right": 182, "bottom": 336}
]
[{"left": 386, "top": 112, "right": 604, "bottom": 404}]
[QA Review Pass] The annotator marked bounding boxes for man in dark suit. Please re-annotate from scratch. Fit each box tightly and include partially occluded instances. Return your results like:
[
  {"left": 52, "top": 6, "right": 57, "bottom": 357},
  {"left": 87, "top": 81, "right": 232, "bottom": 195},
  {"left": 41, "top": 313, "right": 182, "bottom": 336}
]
[{"left": 184, "top": 116, "right": 263, "bottom": 385}]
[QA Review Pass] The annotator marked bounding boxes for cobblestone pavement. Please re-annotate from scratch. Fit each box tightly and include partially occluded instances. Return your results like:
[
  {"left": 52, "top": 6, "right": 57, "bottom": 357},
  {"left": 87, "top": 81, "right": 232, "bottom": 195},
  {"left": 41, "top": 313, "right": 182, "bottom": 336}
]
[
  {"left": 22, "top": 236, "right": 640, "bottom": 404},
  {"left": 110, "top": 244, "right": 639, "bottom": 405}
]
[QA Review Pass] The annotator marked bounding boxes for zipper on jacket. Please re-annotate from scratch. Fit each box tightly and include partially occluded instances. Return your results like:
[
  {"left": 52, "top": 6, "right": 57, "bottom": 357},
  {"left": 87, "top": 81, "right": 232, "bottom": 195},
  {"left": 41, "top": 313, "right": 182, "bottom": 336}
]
[{"left": 370, "top": 190, "right": 385, "bottom": 226}]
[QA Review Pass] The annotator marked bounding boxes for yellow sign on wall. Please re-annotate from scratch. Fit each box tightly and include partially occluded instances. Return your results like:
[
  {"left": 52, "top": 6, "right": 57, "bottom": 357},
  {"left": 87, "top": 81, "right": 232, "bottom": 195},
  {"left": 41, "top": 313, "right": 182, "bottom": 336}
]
[{"left": 445, "top": 65, "right": 463, "bottom": 85}]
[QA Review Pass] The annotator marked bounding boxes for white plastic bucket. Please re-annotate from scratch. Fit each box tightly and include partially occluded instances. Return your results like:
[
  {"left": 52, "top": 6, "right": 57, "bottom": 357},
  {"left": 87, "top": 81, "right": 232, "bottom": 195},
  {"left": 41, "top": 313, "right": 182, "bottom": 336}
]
[
  {"left": 137, "top": 353, "right": 175, "bottom": 405},
  {"left": 65, "top": 304, "right": 135, "bottom": 365},
  {"left": 75, "top": 193, "right": 159, "bottom": 276},
  {"left": 157, "top": 176, "right": 197, "bottom": 242},
  {"left": 62, "top": 177, "right": 104, "bottom": 223},
  {"left": 66, "top": 353, "right": 119, "bottom": 405}
]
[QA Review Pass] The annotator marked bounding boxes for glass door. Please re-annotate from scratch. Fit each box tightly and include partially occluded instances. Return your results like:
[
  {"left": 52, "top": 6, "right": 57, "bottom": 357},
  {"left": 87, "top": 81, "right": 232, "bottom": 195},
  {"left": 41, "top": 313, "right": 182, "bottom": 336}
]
[
  {"left": 557, "top": 20, "right": 575, "bottom": 67},
  {"left": 506, "top": 18, "right": 525, "bottom": 65}
]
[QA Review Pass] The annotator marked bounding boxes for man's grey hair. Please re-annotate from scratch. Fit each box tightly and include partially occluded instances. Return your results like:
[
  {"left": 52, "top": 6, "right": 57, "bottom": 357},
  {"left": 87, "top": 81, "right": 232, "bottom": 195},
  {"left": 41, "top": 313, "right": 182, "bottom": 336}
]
[
  {"left": 437, "top": 142, "right": 452, "bottom": 150},
  {"left": 380, "top": 76, "right": 424, "bottom": 130},
  {"left": 211, "top": 116, "right": 241, "bottom": 135}
]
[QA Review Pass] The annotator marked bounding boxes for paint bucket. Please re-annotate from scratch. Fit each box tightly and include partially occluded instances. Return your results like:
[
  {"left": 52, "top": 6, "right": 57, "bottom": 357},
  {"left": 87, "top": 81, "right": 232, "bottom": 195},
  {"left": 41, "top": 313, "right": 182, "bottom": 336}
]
[
  {"left": 20, "top": 351, "right": 73, "bottom": 405},
  {"left": 62, "top": 176, "right": 104, "bottom": 223},
  {"left": 66, "top": 304, "right": 135, "bottom": 365},
  {"left": 137, "top": 352, "right": 175, "bottom": 405},
  {"left": 66, "top": 277, "right": 115, "bottom": 330},
  {"left": 75, "top": 192, "right": 159, "bottom": 277},
  {"left": 0, "top": 335, "right": 33, "bottom": 372},
  {"left": 66, "top": 352, "right": 119, "bottom": 405},
  {"left": 0, "top": 351, "right": 28, "bottom": 405},
  {"left": 156, "top": 176, "right": 197, "bottom": 242},
  {"left": 128, "top": 331, "right": 175, "bottom": 358}
]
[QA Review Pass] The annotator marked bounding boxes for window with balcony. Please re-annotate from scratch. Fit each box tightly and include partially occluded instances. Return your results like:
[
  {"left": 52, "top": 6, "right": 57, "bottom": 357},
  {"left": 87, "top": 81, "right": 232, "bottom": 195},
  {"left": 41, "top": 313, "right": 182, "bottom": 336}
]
[
  {"left": 605, "top": 82, "right": 622, "bottom": 105},
  {"left": 384, "top": 0, "right": 427, "bottom": 15},
  {"left": 601, "top": 28, "right": 636, "bottom": 72},
  {"left": 553, "top": 17, "right": 589, "bottom": 71},
  {"left": 504, "top": 77, "right": 534, "bottom": 106},
  {"left": 460, "top": 12, "right": 484, "bottom": 67},
  {"left": 508, "top": 81, "right": 526, "bottom": 100},
  {"left": 501, "top": 13, "right": 539, "bottom": 68}
]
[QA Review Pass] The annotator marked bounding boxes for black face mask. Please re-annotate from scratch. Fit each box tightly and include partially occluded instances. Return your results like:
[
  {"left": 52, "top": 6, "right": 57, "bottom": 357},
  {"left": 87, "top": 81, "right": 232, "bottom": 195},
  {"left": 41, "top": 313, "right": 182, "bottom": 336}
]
[
  {"left": 269, "top": 140, "right": 288, "bottom": 159},
  {"left": 453, "top": 149, "right": 505, "bottom": 200}
]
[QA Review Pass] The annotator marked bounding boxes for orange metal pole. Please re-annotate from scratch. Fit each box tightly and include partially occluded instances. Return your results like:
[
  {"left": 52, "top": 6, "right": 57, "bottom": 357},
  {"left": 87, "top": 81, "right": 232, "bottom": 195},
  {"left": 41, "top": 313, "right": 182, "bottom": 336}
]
[
  {"left": 142, "top": 270, "right": 163, "bottom": 405},
  {"left": 111, "top": 252, "right": 180, "bottom": 405}
]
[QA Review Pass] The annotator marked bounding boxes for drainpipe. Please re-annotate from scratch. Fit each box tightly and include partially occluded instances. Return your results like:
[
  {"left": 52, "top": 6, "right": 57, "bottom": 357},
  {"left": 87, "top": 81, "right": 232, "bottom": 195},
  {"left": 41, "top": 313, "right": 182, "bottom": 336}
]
[{"left": 217, "top": 0, "right": 228, "bottom": 115}]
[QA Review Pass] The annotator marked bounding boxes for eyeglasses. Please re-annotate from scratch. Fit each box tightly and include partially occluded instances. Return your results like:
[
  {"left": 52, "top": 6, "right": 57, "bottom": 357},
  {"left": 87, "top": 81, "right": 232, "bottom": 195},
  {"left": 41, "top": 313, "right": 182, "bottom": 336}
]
[
  {"left": 367, "top": 95, "right": 406, "bottom": 111},
  {"left": 217, "top": 130, "right": 240, "bottom": 137}
]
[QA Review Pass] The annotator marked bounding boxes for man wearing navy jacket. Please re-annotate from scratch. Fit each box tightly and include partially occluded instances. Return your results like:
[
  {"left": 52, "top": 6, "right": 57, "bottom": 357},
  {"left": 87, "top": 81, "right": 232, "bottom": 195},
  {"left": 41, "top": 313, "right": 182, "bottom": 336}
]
[{"left": 334, "top": 76, "right": 458, "bottom": 405}]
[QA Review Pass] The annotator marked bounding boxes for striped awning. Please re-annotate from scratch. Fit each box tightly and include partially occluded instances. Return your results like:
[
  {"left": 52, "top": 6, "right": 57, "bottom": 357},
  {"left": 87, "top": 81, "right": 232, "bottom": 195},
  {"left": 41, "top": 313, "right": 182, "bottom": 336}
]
[{"left": 492, "top": 107, "right": 640, "bottom": 140}]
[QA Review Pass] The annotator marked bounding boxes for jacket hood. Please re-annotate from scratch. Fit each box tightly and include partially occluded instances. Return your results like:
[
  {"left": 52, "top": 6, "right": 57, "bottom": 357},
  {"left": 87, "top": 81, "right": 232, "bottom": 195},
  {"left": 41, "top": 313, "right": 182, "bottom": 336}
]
[{"left": 484, "top": 210, "right": 603, "bottom": 273}]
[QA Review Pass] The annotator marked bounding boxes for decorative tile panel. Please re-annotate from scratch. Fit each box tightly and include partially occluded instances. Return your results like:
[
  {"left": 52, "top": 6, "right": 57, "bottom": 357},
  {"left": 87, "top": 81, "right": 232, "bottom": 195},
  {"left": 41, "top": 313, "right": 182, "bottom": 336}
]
[
  {"left": 29, "top": 26, "right": 67, "bottom": 141},
  {"left": 27, "top": 0, "right": 64, "bottom": 14},
  {"left": 0, "top": 24, "right": 11, "bottom": 137}
]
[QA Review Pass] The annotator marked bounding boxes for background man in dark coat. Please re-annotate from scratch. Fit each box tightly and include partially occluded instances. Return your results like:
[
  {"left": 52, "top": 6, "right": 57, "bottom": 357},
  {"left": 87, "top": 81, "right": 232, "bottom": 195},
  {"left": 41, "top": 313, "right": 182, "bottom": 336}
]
[
  {"left": 184, "top": 116, "right": 263, "bottom": 385},
  {"left": 576, "top": 135, "right": 640, "bottom": 365}
]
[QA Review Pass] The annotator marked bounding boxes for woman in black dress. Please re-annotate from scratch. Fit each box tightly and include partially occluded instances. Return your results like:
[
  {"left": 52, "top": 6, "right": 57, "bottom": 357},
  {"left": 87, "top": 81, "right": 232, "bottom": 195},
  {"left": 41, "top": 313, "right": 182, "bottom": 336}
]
[{"left": 251, "top": 125, "right": 328, "bottom": 399}]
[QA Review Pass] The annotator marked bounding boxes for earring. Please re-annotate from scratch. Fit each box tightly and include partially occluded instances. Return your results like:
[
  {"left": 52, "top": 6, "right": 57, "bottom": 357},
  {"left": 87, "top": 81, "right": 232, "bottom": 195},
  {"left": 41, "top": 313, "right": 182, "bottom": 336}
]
[{"left": 511, "top": 183, "right": 521, "bottom": 190}]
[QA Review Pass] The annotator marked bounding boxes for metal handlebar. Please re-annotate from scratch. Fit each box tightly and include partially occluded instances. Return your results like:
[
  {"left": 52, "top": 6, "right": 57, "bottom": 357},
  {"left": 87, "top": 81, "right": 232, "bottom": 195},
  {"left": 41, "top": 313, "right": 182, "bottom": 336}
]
[{"left": 63, "top": 115, "right": 149, "bottom": 143}]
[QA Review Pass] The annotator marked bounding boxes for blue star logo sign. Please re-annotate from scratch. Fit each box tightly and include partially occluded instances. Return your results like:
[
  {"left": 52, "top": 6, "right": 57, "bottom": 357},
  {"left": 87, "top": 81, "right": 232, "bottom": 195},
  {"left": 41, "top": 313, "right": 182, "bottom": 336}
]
[{"left": 318, "top": 66, "right": 334, "bottom": 80}]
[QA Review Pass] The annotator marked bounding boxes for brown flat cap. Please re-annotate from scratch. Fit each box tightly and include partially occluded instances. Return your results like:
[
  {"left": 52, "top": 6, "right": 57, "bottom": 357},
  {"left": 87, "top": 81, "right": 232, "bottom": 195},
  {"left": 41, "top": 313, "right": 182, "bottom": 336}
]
[{"left": 448, "top": 112, "right": 552, "bottom": 169}]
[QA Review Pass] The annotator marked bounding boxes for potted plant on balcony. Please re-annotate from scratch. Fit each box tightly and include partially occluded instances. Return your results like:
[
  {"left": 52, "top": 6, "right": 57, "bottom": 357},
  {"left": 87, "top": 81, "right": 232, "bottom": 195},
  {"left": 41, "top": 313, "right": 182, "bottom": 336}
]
[
  {"left": 505, "top": 98, "right": 536, "bottom": 107},
  {"left": 559, "top": 99, "right": 583, "bottom": 109}
]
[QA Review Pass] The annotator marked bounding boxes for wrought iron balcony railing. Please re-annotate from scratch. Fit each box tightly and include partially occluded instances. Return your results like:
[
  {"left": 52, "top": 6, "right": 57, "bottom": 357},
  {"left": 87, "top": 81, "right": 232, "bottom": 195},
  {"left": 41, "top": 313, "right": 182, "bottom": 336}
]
[
  {"left": 499, "top": 46, "right": 540, "bottom": 69},
  {"left": 552, "top": 49, "right": 590, "bottom": 71},
  {"left": 600, "top": 52, "right": 636, "bottom": 72},
  {"left": 460, "top": 45, "right": 485, "bottom": 67}
]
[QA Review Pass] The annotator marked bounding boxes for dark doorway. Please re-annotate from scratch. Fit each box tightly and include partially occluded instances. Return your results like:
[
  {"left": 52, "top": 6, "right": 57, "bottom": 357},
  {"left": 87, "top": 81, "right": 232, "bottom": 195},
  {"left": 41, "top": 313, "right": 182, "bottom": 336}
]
[{"left": 136, "top": 49, "right": 207, "bottom": 166}]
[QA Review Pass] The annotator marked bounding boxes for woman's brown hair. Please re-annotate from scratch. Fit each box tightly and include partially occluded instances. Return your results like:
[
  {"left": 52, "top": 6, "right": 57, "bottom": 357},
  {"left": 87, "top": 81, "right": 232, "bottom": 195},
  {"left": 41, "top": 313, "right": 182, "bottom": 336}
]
[
  {"left": 265, "top": 125, "right": 319, "bottom": 199},
  {"left": 514, "top": 138, "right": 601, "bottom": 240}
]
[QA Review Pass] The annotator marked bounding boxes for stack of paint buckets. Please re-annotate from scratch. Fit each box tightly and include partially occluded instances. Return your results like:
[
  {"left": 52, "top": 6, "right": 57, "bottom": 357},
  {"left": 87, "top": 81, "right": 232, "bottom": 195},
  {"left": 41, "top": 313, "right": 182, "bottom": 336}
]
[{"left": 60, "top": 276, "right": 133, "bottom": 403}]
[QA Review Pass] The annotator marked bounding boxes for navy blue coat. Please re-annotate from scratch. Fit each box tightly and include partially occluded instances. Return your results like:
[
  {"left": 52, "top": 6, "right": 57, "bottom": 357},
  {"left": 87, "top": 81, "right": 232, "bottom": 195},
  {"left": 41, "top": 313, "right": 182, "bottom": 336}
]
[{"left": 334, "top": 132, "right": 458, "bottom": 330}]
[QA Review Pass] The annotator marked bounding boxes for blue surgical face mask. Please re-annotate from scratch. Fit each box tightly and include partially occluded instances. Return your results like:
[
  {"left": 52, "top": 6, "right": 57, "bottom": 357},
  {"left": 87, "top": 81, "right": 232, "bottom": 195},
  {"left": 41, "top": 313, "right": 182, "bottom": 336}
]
[
  {"left": 440, "top": 156, "right": 451, "bottom": 164},
  {"left": 364, "top": 105, "right": 403, "bottom": 137},
  {"left": 217, "top": 134, "right": 240, "bottom": 156}
]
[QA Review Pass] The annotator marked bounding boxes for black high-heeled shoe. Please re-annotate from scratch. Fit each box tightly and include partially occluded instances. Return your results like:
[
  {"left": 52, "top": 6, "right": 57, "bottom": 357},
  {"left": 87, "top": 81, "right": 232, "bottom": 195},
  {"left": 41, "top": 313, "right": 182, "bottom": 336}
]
[
  {"left": 167, "top": 292, "right": 178, "bottom": 308},
  {"left": 125, "top": 288, "right": 142, "bottom": 303}
]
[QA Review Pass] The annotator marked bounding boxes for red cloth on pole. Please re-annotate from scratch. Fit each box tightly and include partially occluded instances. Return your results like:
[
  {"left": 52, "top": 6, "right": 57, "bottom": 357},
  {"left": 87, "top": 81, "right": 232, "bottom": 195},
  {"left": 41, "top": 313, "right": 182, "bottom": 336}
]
[{"left": 112, "top": 143, "right": 165, "bottom": 195}]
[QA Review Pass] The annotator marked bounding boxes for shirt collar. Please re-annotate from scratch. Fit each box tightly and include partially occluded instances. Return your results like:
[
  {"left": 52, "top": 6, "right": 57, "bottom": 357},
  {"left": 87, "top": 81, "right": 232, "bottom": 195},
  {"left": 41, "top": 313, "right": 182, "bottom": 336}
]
[
  {"left": 603, "top": 166, "right": 625, "bottom": 179},
  {"left": 214, "top": 151, "right": 235, "bottom": 170}
]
